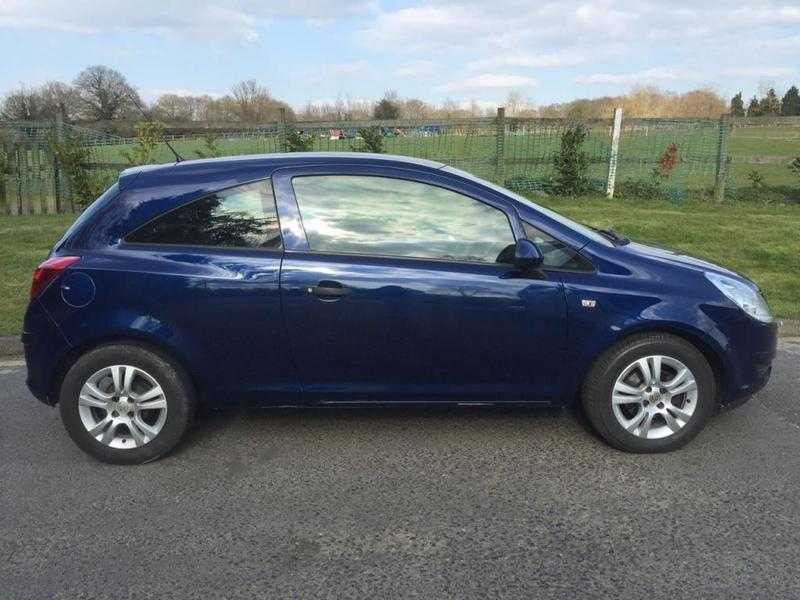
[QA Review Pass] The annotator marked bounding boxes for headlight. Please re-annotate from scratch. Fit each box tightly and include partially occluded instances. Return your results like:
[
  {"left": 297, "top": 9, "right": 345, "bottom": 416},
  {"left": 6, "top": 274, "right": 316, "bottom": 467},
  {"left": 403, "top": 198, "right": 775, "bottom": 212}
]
[{"left": 705, "top": 272, "right": 773, "bottom": 322}]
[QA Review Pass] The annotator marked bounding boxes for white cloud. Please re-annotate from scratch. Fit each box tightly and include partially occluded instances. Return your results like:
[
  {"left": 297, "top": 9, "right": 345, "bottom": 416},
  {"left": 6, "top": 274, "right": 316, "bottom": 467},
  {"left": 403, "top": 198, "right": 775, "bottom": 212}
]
[
  {"left": 0, "top": 0, "right": 373, "bottom": 41},
  {"left": 574, "top": 67, "right": 699, "bottom": 86},
  {"left": 395, "top": 60, "right": 439, "bottom": 79},
  {"left": 358, "top": 0, "right": 800, "bottom": 97},
  {"left": 439, "top": 74, "right": 537, "bottom": 92},
  {"left": 720, "top": 67, "right": 796, "bottom": 78}
]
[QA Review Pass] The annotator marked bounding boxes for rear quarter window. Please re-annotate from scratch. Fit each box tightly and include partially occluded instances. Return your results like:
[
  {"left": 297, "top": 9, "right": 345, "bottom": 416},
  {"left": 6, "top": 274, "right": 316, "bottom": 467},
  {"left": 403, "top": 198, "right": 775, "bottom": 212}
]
[{"left": 126, "top": 180, "right": 281, "bottom": 249}]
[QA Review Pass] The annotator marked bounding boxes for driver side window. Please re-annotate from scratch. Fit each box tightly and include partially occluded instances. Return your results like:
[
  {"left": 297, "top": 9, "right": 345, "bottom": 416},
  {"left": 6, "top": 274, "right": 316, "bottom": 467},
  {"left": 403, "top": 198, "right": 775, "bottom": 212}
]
[{"left": 292, "top": 175, "right": 515, "bottom": 264}]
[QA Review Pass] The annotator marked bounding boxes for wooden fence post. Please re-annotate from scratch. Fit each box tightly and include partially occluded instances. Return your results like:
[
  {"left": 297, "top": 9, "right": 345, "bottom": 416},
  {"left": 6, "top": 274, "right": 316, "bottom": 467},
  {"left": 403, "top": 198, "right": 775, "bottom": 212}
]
[
  {"left": 51, "top": 115, "right": 63, "bottom": 214},
  {"left": 494, "top": 106, "right": 506, "bottom": 183},
  {"left": 714, "top": 114, "right": 730, "bottom": 203},
  {"left": 606, "top": 107, "right": 623, "bottom": 198}
]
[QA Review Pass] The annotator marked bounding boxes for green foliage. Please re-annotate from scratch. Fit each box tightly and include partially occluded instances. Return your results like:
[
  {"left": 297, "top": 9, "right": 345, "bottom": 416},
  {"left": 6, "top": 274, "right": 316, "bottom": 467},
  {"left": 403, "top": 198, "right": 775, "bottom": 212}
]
[
  {"left": 373, "top": 98, "right": 400, "bottom": 120},
  {"left": 790, "top": 157, "right": 800, "bottom": 182},
  {"left": 194, "top": 132, "right": 222, "bottom": 159},
  {"left": 121, "top": 121, "right": 165, "bottom": 165},
  {"left": 50, "top": 128, "right": 111, "bottom": 207},
  {"left": 285, "top": 129, "right": 314, "bottom": 152},
  {"left": 759, "top": 88, "right": 781, "bottom": 116},
  {"left": 352, "top": 127, "right": 384, "bottom": 153},
  {"left": 553, "top": 124, "right": 591, "bottom": 195},
  {"left": 783, "top": 87, "right": 800, "bottom": 117},
  {"left": 747, "top": 169, "right": 766, "bottom": 189},
  {"left": 616, "top": 178, "right": 668, "bottom": 201},
  {"left": 747, "top": 96, "right": 762, "bottom": 117},
  {"left": 730, "top": 92, "right": 745, "bottom": 117}
]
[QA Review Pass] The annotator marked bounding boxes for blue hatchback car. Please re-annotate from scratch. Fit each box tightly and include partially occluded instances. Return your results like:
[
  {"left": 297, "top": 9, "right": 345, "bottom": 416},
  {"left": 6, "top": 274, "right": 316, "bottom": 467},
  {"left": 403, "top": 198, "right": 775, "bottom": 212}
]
[{"left": 24, "top": 153, "right": 777, "bottom": 463}]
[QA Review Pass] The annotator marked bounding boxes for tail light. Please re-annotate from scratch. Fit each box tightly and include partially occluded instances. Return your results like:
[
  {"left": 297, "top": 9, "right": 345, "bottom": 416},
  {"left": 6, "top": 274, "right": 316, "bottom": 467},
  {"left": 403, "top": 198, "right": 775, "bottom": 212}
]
[{"left": 30, "top": 256, "right": 80, "bottom": 300}]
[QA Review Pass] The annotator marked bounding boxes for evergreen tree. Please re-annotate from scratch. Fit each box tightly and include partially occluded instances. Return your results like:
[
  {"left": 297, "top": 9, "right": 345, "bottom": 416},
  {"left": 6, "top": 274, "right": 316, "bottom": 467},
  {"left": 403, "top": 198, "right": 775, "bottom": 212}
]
[
  {"left": 747, "top": 96, "right": 763, "bottom": 117},
  {"left": 759, "top": 88, "right": 781, "bottom": 115},
  {"left": 781, "top": 85, "right": 800, "bottom": 116},
  {"left": 730, "top": 92, "right": 745, "bottom": 117}
]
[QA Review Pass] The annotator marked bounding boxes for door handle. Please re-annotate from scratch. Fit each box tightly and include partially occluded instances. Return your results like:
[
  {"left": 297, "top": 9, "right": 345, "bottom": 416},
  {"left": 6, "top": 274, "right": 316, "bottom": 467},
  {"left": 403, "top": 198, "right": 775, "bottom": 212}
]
[{"left": 308, "top": 280, "right": 349, "bottom": 300}]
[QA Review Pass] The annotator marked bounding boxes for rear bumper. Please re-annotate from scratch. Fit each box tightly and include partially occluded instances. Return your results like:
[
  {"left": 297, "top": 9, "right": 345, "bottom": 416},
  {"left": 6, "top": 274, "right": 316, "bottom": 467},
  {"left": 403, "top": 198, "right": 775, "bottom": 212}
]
[{"left": 22, "top": 300, "right": 72, "bottom": 405}]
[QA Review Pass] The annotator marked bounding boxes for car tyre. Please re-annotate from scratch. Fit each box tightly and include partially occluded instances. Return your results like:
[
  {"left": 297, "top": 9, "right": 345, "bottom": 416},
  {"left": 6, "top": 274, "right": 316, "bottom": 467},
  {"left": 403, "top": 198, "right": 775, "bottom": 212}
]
[
  {"left": 59, "top": 343, "right": 195, "bottom": 465},
  {"left": 582, "top": 333, "right": 715, "bottom": 453}
]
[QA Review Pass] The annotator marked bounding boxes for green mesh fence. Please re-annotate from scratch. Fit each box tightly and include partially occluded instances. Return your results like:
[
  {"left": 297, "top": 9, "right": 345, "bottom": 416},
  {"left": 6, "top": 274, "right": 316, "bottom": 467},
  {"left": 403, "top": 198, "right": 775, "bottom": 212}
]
[{"left": 1, "top": 114, "right": 735, "bottom": 214}]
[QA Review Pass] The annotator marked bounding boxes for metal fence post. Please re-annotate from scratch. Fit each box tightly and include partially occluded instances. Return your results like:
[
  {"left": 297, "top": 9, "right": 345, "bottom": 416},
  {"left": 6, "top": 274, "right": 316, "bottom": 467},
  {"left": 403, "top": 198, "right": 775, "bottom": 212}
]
[
  {"left": 714, "top": 114, "right": 730, "bottom": 202},
  {"left": 494, "top": 107, "right": 506, "bottom": 183},
  {"left": 279, "top": 108, "right": 288, "bottom": 153},
  {"left": 606, "top": 107, "right": 623, "bottom": 198}
]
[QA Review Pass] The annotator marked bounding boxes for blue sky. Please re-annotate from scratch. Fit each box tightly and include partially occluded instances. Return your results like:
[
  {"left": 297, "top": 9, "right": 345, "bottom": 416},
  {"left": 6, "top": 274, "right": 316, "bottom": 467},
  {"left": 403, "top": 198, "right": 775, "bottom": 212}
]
[{"left": 1, "top": 1, "right": 798, "bottom": 109}]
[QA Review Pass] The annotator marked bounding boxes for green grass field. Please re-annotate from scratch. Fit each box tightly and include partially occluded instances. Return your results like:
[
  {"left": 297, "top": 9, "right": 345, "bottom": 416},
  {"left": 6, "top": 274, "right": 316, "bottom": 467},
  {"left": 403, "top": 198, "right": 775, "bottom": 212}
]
[{"left": 1, "top": 195, "right": 798, "bottom": 336}]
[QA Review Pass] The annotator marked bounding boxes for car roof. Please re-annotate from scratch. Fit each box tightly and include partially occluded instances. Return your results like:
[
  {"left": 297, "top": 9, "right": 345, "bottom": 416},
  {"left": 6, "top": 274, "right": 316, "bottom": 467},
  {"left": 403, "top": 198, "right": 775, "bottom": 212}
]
[{"left": 119, "top": 152, "right": 447, "bottom": 190}]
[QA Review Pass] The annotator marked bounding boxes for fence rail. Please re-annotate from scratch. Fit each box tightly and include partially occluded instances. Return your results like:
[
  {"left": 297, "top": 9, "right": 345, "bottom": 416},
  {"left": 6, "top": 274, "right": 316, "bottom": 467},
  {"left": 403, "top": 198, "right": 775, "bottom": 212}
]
[{"left": 1, "top": 109, "right": 779, "bottom": 215}]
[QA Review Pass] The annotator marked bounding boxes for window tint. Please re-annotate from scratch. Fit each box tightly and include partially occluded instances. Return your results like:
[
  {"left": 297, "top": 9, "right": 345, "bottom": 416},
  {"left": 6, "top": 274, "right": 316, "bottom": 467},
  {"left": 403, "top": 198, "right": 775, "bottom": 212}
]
[
  {"left": 127, "top": 181, "right": 281, "bottom": 249},
  {"left": 523, "top": 221, "right": 593, "bottom": 271},
  {"left": 292, "top": 176, "right": 515, "bottom": 263}
]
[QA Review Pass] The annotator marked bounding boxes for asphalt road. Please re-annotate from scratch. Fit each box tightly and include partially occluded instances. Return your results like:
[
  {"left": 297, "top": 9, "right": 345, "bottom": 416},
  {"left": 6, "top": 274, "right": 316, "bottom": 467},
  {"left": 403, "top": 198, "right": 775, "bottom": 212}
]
[{"left": 1, "top": 341, "right": 799, "bottom": 600}]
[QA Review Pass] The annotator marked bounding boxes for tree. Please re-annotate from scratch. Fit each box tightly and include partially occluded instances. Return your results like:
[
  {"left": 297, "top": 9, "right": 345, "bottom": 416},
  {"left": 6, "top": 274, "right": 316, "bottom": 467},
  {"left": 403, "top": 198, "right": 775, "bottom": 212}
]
[
  {"left": 759, "top": 88, "right": 781, "bottom": 115},
  {"left": 2, "top": 87, "right": 45, "bottom": 120},
  {"left": 373, "top": 91, "right": 400, "bottom": 120},
  {"left": 73, "top": 65, "right": 140, "bottom": 121},
  {"left": 2, "top": 81, "right": 81, "bottom": 121},
  {"left": 154, "top": 94, "right": 194, "bottom": 121},
  {"left": 730, "top": 92, "right": 745, "bottom": 117},
  {"left": 229, "top": 79, "right": 294, "bottom": 122},
  {"left": 782, "top": 85, "right": 800, "bottom": 116},
  {"left": 747, "top": 96, "right": 763, "bottom": 117}
]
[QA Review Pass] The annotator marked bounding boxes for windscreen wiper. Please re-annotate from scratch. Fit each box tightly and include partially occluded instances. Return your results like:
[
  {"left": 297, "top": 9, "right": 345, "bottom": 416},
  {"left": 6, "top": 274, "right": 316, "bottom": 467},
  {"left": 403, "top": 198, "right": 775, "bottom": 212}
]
[{"left": 592, "top": 227, "right": 630, "bottom": 246}]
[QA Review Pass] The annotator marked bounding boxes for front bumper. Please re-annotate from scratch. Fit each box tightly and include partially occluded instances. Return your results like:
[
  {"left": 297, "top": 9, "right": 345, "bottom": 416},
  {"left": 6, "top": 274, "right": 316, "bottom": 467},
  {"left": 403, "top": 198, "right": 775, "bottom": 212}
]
[{"left": 710, "top": 309, "right": 778, "bottom": 408}]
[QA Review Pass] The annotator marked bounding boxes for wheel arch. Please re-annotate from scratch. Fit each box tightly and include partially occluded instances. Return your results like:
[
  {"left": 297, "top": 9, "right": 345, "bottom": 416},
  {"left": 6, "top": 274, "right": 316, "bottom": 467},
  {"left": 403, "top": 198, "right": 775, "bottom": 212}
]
[
  {"left": 575, "top": 322, "right": 727, "bottom": 406},
  {"left": 48, "top": 334, "right": 200, "bottom": 407}
]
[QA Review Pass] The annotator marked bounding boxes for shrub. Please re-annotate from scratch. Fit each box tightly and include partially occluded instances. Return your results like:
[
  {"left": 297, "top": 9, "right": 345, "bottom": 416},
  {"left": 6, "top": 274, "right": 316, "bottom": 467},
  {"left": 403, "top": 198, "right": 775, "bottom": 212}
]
[
  {"left": 747, "top": 169, "right": 766, "bottom": 189},
  {"left": 194, "top": 133, "right": 222, "bottom": 159},
  {"left": 553, "top": 124, "right": 591, "bottom": 195},
  {"left": 352, "top": 127, "right": 384, "bottom": 153},
  {"left": 654, "top": 143, "right": 679, "bottom": 181},
  {"left": 790, "top": 157, "right": 800, "bottom": 182},
  {"left": 121, "top": 121, "right": 165, "bottom": 165},
  {"left": 616, "top": 178, "right": 668, "bottom": 201},
  {"left": 50, "top": 129, "right": 112, "bottom": 208},
  {"left": 285, "top": 129, "right": 314, "bottom": 152}
]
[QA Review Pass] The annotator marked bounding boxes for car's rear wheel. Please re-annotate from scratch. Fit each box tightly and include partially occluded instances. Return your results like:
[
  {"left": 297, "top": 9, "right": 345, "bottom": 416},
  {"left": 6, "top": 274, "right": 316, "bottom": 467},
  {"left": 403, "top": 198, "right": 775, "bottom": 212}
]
[
  {"left": 59, "top": 344, "right": 194, "bottom": 464},
  {"left": 582, "top": 333, "right": 716, "bottom": 453}
]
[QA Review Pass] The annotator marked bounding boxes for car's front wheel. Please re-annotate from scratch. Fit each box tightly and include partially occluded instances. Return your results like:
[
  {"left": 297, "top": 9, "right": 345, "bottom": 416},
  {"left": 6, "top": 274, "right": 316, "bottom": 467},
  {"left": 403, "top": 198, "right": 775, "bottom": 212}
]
[
  {"left": 59, "top": 344, "right": 195, "bottom": 464},
  {"left": 582, "top": 333, "right": 716, "bottom": 453}
]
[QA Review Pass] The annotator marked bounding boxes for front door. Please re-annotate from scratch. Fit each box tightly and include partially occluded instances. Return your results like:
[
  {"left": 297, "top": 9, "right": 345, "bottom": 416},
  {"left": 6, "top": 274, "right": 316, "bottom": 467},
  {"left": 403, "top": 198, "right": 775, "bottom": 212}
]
[{"left": 274, "top": 169, "right": 567, "bottom": 402}]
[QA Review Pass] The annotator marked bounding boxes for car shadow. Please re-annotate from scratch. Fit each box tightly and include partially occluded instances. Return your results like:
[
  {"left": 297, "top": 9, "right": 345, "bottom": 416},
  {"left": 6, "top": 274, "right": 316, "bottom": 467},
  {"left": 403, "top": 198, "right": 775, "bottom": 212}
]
[{"left": 175, "top": 403, "right": 588, "bottom": 457}]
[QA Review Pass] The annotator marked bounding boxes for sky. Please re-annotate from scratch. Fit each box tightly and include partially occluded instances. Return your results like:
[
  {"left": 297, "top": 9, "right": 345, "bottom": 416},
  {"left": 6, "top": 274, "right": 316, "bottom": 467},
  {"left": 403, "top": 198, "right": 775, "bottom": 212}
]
[{"left": 0, "top": 0, "right": 798, "bottom": 109}]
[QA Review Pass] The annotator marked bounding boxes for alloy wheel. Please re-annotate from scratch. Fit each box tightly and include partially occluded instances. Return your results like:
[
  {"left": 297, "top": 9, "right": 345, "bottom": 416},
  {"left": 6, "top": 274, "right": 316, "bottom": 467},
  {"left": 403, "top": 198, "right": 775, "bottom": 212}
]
[
  {"left": 77, "top": 365, "right": 168, "bottom": 449},
  {"left": 611, "top": 355, "right": 698, "bottom": 440}
]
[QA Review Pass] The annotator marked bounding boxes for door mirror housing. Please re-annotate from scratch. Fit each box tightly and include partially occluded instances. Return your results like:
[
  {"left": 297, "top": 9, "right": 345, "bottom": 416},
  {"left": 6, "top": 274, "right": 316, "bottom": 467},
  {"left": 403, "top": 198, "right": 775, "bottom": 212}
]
[{"left": 514, "top": 239, "right": 543, "bottom": 271}]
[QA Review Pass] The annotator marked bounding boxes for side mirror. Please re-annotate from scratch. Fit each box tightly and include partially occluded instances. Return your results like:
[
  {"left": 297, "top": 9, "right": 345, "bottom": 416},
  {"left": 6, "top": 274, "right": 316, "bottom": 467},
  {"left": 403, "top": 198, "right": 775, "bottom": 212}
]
[{"left": 514, "top": 239, "right": 543, "bottom": 271}]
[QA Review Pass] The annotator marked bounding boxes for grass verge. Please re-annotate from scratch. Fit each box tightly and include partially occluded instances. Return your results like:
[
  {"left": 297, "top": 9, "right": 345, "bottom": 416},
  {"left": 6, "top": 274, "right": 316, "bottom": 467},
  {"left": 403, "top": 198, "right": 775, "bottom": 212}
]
[{"left": 0, "top": 214, "right": 75, "bottom": 336}]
